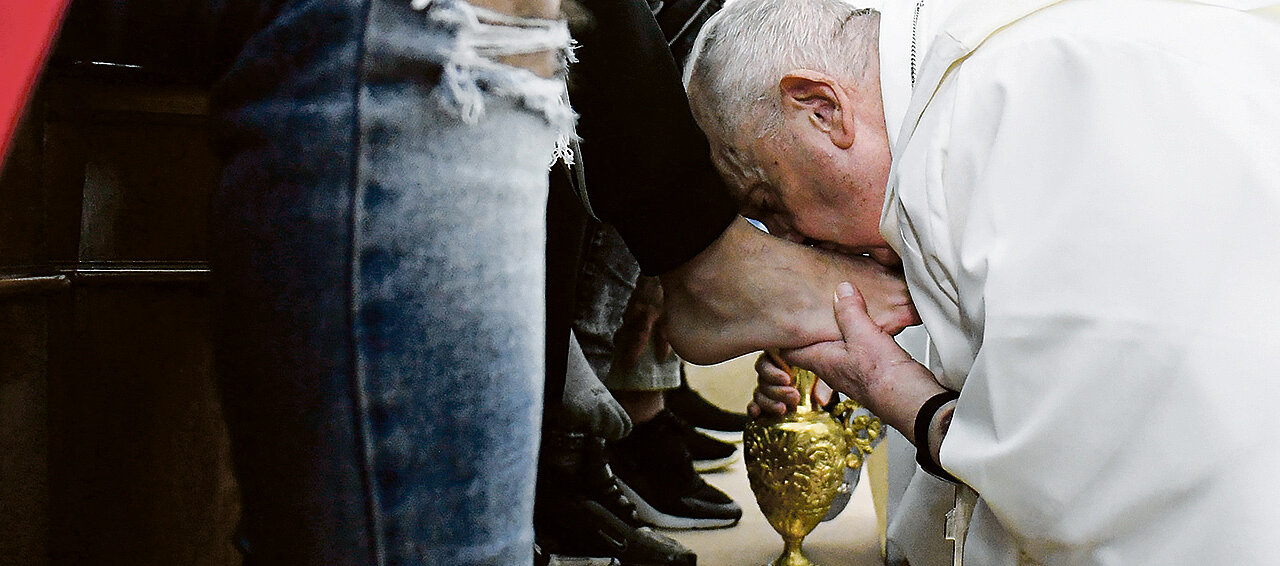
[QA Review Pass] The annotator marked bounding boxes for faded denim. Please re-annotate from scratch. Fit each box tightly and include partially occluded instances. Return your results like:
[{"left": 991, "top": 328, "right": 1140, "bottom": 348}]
[
  {"left": 571, "top": 222, "right": 681, "bottom": 393},
  {"left": 210, "top": 0, "right": 572, "bottom": 563}
]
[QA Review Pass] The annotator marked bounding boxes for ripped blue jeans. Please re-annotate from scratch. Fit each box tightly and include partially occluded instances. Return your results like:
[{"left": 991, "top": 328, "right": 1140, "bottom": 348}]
[{"left": 210, "top": 0, "right": 572, "bottom": 563}]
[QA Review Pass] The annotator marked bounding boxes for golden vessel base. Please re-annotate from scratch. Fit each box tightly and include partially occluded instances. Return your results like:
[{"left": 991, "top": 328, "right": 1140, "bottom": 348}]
[{"left": 767, "top": 541, "right": 818, "bottom": 566}]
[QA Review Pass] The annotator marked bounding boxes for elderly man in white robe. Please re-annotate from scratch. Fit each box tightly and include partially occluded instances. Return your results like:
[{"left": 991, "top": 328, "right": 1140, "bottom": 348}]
[{"left": 684, "top": 0, "right": 1280, "bottom": 563}]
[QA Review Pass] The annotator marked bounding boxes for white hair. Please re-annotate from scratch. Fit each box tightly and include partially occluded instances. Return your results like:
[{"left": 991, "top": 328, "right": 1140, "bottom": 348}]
[{"left": 683, "top": 0, "right": 880, "bottom": 142}]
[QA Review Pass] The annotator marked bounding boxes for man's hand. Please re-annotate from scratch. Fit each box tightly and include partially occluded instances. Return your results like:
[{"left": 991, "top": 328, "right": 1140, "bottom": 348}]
[
  {"left": 748, "top": 353, "right": 800, "bottom": 418},
  {"left": 660, "top": 216, "right": 920, "bottom": 365},
  {"left": 783, "top": 282, "right": 944, "bottom": 439},
  {"left": 611, "top": 276, "right": 672, "bottom": 374},
  {"left": 747, "top": 353, "right": 834, "bottom": 418}
]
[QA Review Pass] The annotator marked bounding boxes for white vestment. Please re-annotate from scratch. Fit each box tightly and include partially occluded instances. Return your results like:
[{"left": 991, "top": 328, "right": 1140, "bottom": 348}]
[{"left": 876, "top": 0, "right": 1280, "bottom": 563}]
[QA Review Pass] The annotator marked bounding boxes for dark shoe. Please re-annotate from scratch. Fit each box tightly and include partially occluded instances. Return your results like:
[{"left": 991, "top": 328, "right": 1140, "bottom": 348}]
[
  {"left": 536, "top": 431, "right": 698, "bottom": 566},
  {"left": 609, "top": 411, "right": 742, "bottom": 530},
  {"left": 535, "top": 543, "right": 622, "bottom": 566},
  {"left": 665, "top": 375, "right": 748, "bottom": 436},
  {"left": 671, "top": 413, "right": 739, "bottom": 472}
]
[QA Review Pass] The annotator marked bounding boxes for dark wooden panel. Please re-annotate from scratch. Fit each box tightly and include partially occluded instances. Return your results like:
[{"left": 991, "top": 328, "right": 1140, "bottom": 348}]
[
  {"left": 56, "top": 83, "right": 216, "bottom": 262},
  {"left": 48, "top": 285, "right": 240, "bottom": 565},
  {"left": 26, "top": 74, "right": 242, "bottom": 565},
  {"left": 0, "top": 298, "right": 50, "bottom": 566},
  {"left": 2, "top": 62, "right": 242, "bottom": 564}
]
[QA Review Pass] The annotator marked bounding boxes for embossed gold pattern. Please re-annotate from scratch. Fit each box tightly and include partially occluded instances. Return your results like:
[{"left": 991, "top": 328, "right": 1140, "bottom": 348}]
[{"left": 744, "top": 367, "right": 882, "bottom": 566}]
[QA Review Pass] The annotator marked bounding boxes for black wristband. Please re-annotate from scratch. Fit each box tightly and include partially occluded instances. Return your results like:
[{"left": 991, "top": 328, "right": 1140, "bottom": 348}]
[{"left": 914, "top": 390, "right": 960, "bottom": 483}]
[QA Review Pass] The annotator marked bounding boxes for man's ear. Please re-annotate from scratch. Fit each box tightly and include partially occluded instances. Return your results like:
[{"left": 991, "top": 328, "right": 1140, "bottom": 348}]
[{"left": 779, "top": 70, "right": 855, "bottom": 149}]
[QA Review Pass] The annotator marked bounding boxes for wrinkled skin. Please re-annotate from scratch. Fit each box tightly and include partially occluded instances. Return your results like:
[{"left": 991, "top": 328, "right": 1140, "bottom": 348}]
[{"left": 660, "top": 217, "right": 919, "bottom": 366}]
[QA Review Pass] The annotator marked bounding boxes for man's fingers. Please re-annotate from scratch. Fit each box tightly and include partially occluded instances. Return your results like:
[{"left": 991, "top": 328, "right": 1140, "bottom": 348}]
[
  {"left": 653, "top": 323, "right": 673, "bottom": 362},
  {"left": 611, "top": 320, "right": 651, "bottom": 371},
  {"left": 755, "top": 352, "right": 793, "bottom": 386},
  {"left": 779, "top": 335, "right": 846, "bottom": 374},
  {"left": 760, "top": 383, "right": 801, "bottom": 405},
  {"left": 613, "top": 276, "right": 666, "bottom": 371},
  {"left": 833, "top": 282, "right": 884, "bottom": 343},
  {"left": 753, "top": 387, "right": 793, "bottom": 416}
]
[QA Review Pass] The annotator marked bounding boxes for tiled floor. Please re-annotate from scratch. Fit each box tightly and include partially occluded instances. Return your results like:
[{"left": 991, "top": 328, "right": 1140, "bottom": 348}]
[{"left": 668, "top": 357, "right": 884, "bottom": 566}]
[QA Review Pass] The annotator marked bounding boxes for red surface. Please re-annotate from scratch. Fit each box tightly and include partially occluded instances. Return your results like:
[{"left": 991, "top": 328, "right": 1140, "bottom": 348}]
[{"left": 1, "top": 0, "right": 71, "bottom": 167}]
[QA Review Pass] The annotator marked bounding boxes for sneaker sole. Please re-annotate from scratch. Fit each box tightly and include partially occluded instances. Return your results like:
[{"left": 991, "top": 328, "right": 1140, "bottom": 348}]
[
  {"left": 546, "top": 557, "right": 622, "bottom": 566},
  {"left": 692, "top": 452, "right": 740, "bottom": 473},
  {"left": 696, "top": 428, "right": 743, "bottom": 444},
  {"left": 615, "top": 478, "right": 741, "bottom": 530}
]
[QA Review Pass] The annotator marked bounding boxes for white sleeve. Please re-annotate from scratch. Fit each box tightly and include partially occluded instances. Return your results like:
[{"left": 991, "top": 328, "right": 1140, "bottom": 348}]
[{"left": 922, "top": 25, "right": 1280, "bottom": 563}]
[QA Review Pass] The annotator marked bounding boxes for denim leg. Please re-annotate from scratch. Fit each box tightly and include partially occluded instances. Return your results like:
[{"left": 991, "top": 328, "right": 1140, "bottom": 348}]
[
  {"left": 211, "top": 0, "right": 571, "bottom": 563},
  {"left": 571, "top": 223, "right": 681, "bottom": 392},
  {"left": 571, "top": 222, "right": 641, "bottom": 380}
]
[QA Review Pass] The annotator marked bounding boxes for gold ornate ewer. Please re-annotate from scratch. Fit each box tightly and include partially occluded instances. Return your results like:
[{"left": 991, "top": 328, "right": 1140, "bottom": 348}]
[{"left": 744, "top": 364, "right": 882, "bottom": 566}]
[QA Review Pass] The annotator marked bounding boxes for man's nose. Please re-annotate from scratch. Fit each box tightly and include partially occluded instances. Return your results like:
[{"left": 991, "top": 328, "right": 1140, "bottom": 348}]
[{"left": 867, "top": 248, "right": 902, "bottom": 267}]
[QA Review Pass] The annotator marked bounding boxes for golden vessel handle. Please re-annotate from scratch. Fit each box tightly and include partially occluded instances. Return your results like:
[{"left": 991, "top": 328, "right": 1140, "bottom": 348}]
[
  {"left": 831, "top": 398, "right": 882, "bottom": 469},
  {"left": 791, "top": 367, "right": 818, "bottom": 414}
]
